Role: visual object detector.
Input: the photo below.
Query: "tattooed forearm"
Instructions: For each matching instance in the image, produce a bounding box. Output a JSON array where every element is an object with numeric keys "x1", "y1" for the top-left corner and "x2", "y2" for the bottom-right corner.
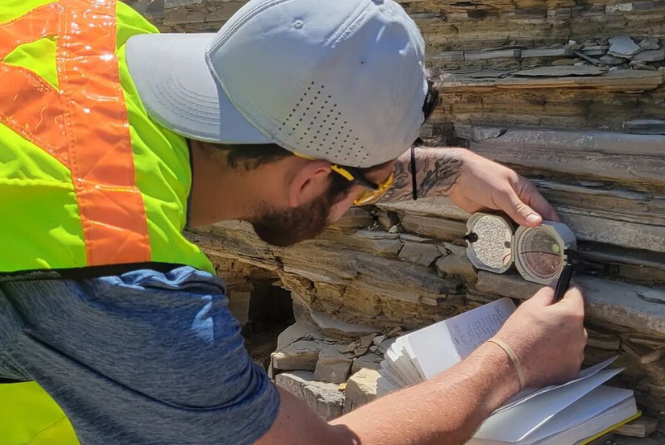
[
  {"x1": 379, "y1": 147, "x2": 466, "y2": 203},
  {"x1": 380, "y1": 155, "x2": 412, "y2": 202},
  {"x1": 417, "y1": 154, "x2": 464, "y2": 198}
]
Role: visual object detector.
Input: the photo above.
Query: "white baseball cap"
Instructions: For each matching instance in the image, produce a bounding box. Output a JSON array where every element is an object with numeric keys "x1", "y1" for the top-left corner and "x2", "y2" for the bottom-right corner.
[{"x1": 127, "y1": 0, "x2": 428, "y2": 168}]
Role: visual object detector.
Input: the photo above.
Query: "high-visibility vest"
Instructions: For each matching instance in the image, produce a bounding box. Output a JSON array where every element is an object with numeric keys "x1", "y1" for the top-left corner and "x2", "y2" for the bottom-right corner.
[
  {"x1": 0, "y1": 382, "x2": 78, "y2": 444},
  {"x1": 0, "y1": 0, "x2": 214, "y2": 275},
  {"x1": 0, "y1": 1, "x2": 215, "y2": 443}
]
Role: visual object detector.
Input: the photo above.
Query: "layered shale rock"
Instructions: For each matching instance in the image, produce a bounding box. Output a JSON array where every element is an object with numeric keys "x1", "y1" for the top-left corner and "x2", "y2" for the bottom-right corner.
[{"x1": 124, "y1": 0, "x2": 665, "y2": 442}]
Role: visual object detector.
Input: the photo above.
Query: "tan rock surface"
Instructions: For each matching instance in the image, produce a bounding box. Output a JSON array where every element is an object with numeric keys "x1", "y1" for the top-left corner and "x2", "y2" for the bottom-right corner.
[
  {"x1": 127, "y1": 0, "x2": 665, "y2": 437},
  {"x1": 275, "y1": 371, "x2": 344, "y2": 421},
  {"x1": 344, "y1": 368, "x2": 381, "y2": 413}
]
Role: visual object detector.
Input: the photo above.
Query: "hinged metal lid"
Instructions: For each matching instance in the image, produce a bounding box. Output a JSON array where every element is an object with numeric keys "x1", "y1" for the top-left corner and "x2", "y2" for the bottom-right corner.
[{"x1": 466, "y1": 213, "x2": 515, "y2": 275}]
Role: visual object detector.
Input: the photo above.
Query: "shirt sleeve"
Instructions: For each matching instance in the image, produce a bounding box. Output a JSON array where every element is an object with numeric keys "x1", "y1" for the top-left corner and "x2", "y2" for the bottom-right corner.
[{"x1": 3, "y1": 267, "x2": 280, "y2": 445}]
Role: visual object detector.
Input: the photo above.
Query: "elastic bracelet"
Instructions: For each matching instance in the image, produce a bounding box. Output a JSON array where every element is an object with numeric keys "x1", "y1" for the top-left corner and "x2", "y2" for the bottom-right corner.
[
  {"x1": 487, "y1": 338, "x2": 526, "y2": 391},
  {"x1": 410, "y1": 145, "x2": 418, "y2": 201}
]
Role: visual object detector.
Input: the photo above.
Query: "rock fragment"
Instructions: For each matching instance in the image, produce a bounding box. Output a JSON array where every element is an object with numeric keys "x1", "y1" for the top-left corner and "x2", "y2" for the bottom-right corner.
[
  {"x1": 271, "y1": 339, "x2": 326, "y2": 372},
  {"x1": 310, "y1": 311, "x2": 376, "y2": 339},
  {"x1": 276, "y1": 371, "x2": 345, "y2": 421},
  {"x1": 639, "y1": 37, "x2": 660, "y2": 50},
  {"x1": 608, "y1": 36, "x2": 642, "y2": 58},
  {"x1": 343, "y1": 368, "x2": 381, "y2": 413},
  {"x1": 314, "y1": 345, "x2": 353, "y2": 384},
  {"x1": 399, "y1": 242, "x2": 443, "y2": 267},
  {"x1": 552, "y1": 58, "x2": 580, "y2": 66},
  {"x1": 633, "y1": 48, "x2": 665, "y2": 62},
  {"x1": 600, "y1": 55, "x2": 626, "y2": 65},
  {"x1": 352, "y1": 352, "x2": 383, "y2": 374}
]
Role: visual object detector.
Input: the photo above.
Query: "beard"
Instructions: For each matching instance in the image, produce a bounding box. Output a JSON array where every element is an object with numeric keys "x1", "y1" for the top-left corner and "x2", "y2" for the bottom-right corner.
[{"x1": 250, "y1": 178, "x2": 351, "y2": 247}]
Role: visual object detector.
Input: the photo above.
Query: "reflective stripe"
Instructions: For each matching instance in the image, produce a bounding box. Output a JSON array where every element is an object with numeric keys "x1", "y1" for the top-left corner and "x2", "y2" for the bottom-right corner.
[
  {"x1": 0, "y1": 3, "x2": 68, "y2": 165},
  {"x1": 58, "y1": 0, "x2": 150, "y2": 265},
  {"x1": 0, "y1": 0, "x2": 151, "y2": 266}
]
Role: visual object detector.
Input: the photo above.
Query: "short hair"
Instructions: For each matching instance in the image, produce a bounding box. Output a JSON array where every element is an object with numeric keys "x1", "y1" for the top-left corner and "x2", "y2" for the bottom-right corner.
[{"x1": 213, "y1": 143, "x2": 292, "y2": 171}]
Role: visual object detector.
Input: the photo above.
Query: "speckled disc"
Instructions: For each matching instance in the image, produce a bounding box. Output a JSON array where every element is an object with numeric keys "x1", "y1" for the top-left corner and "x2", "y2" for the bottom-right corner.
[{"x1": 466, "y1": 214, "x2": 514, "y2": 274}]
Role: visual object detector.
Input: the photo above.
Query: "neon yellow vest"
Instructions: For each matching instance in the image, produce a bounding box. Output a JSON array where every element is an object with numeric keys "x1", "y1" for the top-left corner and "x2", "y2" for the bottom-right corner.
[
  {"x1": 0, "y1": 382, "x2": 78, "y2": 445},
  {"x1": 0, "y1": 1, "x2": 214, "y2": 443},
  {"x1": 0, "y1": 0, "x2": 214, "y2": 275}
]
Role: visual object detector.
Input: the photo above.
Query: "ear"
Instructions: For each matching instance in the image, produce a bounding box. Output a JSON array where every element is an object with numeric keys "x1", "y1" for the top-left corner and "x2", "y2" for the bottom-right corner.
[{"x1": 288, "y1": 160, "x2": 332, "y2": 208}]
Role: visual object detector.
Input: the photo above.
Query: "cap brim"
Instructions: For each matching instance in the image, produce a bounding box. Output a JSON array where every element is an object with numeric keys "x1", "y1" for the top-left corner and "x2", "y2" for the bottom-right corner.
[{"x1": 126, "y1": 33, "x2": 273, "y2": 144}]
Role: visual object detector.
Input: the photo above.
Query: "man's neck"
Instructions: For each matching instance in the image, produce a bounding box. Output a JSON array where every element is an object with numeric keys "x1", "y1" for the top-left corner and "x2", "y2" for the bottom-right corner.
[{"x1": 188, "y1": 140, "x2": 260, "y2": 227}]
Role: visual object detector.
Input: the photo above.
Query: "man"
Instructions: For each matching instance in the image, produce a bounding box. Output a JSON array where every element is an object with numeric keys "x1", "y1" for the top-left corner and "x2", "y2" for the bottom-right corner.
[{"x1": 0, "y1": 0, "x2": 586, "y2": 444}]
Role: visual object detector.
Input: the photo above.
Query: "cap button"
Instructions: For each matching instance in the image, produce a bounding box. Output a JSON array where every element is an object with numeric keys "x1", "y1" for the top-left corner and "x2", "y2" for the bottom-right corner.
[{"x1": 293, "y1": 20, "x2": 304, "y2": 29}]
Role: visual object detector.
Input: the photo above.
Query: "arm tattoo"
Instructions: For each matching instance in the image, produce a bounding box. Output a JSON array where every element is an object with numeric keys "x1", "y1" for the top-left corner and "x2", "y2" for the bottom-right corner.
[
  {"x1": 381, "y1": 157, "x2": 411, "y2": 202},
  {"x1": 380, "y1": 148, "x2": 464, "y2": 203},
  {"x1": 417, "y1": 155, "x2": 463, "y2": 197}
]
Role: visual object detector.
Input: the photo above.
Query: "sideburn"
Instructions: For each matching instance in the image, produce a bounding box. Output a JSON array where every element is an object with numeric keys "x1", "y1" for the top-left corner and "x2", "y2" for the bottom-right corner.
[{"x1": 251, "y1": 174, "x2": 353, "y2": 247}]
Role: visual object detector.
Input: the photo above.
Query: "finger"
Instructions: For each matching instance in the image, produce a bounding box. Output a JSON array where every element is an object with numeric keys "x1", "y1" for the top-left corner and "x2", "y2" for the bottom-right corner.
[
  {"x1": 559, "y1": 284, "x2": 585, "y2": 313},
  {"x1": 524, "y1": 286, "x2": 556, "y2": 307},
  {"x1": 496, "y1": 187, "x2": 542, "y2": 227},
  {"x1": 519, "y1": 180, "x2": 561, "y2": 223}
]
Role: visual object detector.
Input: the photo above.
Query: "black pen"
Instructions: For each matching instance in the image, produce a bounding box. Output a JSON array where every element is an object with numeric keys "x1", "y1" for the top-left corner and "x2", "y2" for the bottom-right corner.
[{"x1": 554, "y1": 262, "x2": 575, "y2": 302}]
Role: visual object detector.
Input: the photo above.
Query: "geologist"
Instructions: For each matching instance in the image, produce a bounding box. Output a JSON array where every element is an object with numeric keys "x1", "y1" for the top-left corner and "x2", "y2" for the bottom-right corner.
[{"x1": 0, "y1": 0, "x2": 587, "y2": 444}]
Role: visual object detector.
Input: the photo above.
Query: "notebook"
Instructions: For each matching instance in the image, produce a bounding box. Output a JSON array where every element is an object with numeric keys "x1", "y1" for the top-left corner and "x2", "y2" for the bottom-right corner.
[{"x1": 377, "y1": 298, "x2": 640, "y2": 445}]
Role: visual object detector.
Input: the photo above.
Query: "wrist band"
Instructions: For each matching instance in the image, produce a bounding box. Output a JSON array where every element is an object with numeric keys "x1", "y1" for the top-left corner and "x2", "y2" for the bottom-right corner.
[
  {"x1": 487, "y1": 338, "x2": 526, "y2": 391},
  {"x1": 410, "y1": 145, "x2": 418, "y2": 201}
]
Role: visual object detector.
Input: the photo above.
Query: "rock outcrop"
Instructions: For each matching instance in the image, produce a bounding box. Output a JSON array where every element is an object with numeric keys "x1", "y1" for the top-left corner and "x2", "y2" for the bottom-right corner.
[{"x1": 124, "y1": 0, "x2": 665, "y2": 442}]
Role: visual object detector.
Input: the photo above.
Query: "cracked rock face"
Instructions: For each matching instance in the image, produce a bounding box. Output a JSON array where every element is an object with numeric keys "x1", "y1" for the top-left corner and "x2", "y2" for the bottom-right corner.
[{"x1": 126, "y1": 1, "x2": 665, "y2": 441}]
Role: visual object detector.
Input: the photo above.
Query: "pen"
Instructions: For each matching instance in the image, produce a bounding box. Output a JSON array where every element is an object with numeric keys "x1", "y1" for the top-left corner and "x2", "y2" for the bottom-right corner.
[{"x1": 554, "y1": 262, "x2": 575, "y2": 302}]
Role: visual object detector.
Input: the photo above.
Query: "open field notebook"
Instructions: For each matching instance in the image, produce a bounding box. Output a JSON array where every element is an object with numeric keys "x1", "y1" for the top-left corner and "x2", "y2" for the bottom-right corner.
[{"x1": 377, "y1": 298, "x2": 640, "y2": 445}]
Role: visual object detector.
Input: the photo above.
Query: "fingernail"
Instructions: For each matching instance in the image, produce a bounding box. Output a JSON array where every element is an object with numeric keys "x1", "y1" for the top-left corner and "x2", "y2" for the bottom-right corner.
[{"x1": 527, "y1": 214, "x2": 540, "y2": 224}]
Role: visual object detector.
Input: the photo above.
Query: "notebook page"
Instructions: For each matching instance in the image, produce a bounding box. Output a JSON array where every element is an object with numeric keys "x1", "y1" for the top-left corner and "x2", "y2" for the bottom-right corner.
[
  {"x1": 394, "y1": 337, "x2": 424, "y2": 385},
  {"x1": 468, "y1": 396, "x2": 637, "y2": 445},
  {"x1": 386, "y1": 342, "x2": 412, "y2": 384},
  {"x1": 377, "y1": 368, "x2": 406, "y2": 396},
  {"x1": 448, "y1": 298, "x2": 516, "y2": 359},
  {"x1": 473, "y1": 368, "x2": 623, "y2": 443},
  {"x1": 406, "y1": 298, "x2": 516, "y2": 379},
  {"x1": 497, "y1": 356, "x2": 619, "y2": 413},
  {"x1": 521, "y1": 386, "x2": 633, "y2": 444},
  {"x1": 536, "y1": 398, "x2": 638, "y2": 445},
  {"x1": 403, "y1": 339, "x2": 426, "y2": 381}
]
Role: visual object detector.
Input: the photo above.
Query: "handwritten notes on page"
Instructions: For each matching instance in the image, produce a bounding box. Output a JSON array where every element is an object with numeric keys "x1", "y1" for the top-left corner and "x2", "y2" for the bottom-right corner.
[{"x1": 404, "y1": 298, "x2": 516, "y2": 379}]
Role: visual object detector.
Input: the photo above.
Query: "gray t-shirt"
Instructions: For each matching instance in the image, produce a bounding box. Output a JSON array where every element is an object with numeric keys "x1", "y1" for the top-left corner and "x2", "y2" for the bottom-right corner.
[{"x1": 0, "y1": 266, "x2": 279, "y2": 444}]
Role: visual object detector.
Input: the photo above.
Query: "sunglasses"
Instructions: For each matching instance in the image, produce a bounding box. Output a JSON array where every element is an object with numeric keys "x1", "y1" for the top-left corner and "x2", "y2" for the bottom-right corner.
[
  {"x1": 331, "y1": 164, "x2": 395, "y2": 206},
  {"x1": 294, "y1": 153, "x2": 394, "y2": 206}
]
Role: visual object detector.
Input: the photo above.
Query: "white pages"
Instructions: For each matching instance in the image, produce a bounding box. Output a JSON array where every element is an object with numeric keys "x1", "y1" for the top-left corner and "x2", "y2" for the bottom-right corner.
[{"x1": 377, "y1": 299, "x2": 638, "y2": 445}]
